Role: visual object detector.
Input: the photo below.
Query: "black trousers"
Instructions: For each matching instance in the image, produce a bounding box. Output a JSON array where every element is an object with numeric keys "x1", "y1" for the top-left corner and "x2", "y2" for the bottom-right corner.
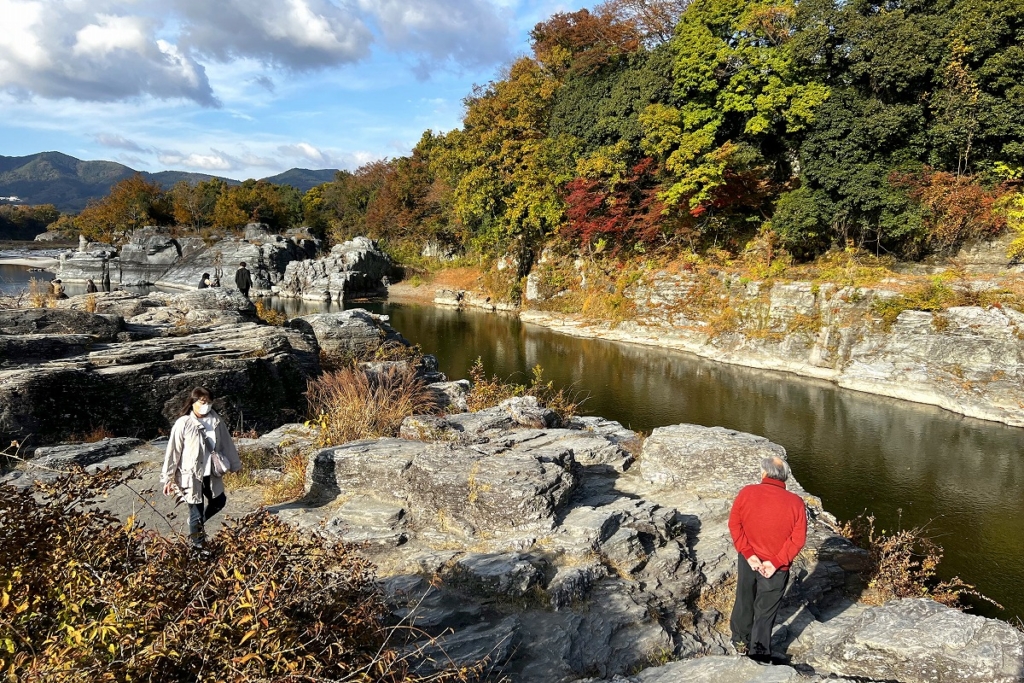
[
  {"x1": 187, "y1": 476, "x2": 226, "y2": 547},
  {"x1": 730, "y1": 553, "x2": 789, "y2": 656}
]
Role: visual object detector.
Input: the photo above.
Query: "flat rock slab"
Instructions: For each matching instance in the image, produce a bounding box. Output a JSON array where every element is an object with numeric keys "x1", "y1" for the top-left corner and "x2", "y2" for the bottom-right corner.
[
  {"x1": 0, "y1": 308, "x2": 122, "y2": 339},
  {"x1": 789, "y1": 598, "x2": 1024, "y2": 682},
  {"x1": 592, "y1": 655, "x2": 856, "y2": 682},
  {"x1": 640, "y1": 424, "x2": 787, "y2": 498},
  {"x1": 33, "y1": 437, "x2": 145, "y2": 467}
]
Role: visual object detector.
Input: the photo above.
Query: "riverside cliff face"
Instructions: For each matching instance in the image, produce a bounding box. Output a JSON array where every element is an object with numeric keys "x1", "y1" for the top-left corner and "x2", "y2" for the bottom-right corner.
[{"x1": 506, "y1": 275, "x2": 1024, "y2": 428}]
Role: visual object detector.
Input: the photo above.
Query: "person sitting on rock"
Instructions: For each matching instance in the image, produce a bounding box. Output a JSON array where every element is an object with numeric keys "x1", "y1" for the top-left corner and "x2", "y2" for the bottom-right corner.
[
  {"x1": 50, "y1": 278, "x2": 68, "y2": 299},
  {"x1": 234, "y1": 261, "x2": 253, "y2": 299},
  {"x1": 728, "y1": 455, "x2": 807, "y2": 664},
  {"x1": 161, "y1": 387, "x2": 241, "y2": 552},
  {"x1": 197, "y1": 272, "x2": 212, "y2": 289},
  {"x1": 85, "y1": 279, "x2": 98, "y2": 293}
]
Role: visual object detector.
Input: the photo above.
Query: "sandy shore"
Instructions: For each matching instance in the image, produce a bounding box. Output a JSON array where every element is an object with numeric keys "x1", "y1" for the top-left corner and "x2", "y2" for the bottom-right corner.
[
  {"x1": 0, "y1": 256, "x2": 59, "y2": 268},
  {"x1": 387, "y1": 281, "x2": 441, "y2": 304}
]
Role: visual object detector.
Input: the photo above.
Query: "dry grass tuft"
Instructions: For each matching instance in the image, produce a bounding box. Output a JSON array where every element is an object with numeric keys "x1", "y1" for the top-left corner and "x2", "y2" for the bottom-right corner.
[
  {"x1": 839, "y1": 511, "x2": 1001, "y2": 610},
  {"x1": 465, "y1": 358, "x2": 583, "y2": 420},
  {"x1": 254, "y1": 299, "x2": 287, "y2": 326},
  {"x1": 307, "y1": 364, "x2": 439, "y2": 447}
]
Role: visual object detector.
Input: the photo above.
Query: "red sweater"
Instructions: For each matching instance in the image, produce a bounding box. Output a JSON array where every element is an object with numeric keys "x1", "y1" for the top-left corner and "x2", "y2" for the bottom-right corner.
[{"x1": 728, "y1": 478, "x2": 807, "y2": 571}]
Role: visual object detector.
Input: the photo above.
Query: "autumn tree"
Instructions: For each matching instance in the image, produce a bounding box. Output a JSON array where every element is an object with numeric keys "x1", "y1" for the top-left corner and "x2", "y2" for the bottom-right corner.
[
  {"x1": 640, "y1": 0, "x2": 829, "y2": 245},
  {"x1": 212, "y1": 180, "x2": 301, "y2": 233},
  {"x1": 76, "y1": 175, "x2": 170, "y2": 244},
  {"x1": 169, "y1": 179, "x2": 225, "y2": 232}
]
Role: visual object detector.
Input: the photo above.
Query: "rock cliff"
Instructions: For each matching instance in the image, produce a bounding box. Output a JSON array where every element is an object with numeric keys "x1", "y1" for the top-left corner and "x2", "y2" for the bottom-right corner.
[
  {"x1": 519, "y1": 276, "x2": 1024, "y2": 428},
  {"x1": 57, "y1": 224, "x2": 320, "y2": 293}
]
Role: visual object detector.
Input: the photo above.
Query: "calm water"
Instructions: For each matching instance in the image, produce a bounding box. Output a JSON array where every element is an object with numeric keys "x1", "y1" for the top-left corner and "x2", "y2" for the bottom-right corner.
[
  {"x1": 368, "y1": 300, "x2": 1024, "y2": 622},
  {"x1": 4, "y1": 264, "x2": 1022, "y2": 620}
]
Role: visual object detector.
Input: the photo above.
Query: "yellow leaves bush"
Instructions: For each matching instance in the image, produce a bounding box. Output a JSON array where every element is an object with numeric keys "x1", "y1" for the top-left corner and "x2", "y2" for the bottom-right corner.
[{"x1": 0, "y1": 467, "x2": 478, "y2": 682}]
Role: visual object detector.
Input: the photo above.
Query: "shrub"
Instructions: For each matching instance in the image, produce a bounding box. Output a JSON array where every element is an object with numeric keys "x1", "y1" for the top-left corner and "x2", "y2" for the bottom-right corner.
[
  {"x1": 838, "y1": 511, "x2": 999, "y2": 610},
  {"x1": 465, "y1": 359, "x2": 582, "y2": 420},
  {"x1": 0, "y1": 467, "x2": 481, "y2": 682},
  {"x1": 254, "y1": 299, "x2": 287, "y2": 326},
  {"x1": 307, "y1": 364, "x2": 438, "y2": 447}
]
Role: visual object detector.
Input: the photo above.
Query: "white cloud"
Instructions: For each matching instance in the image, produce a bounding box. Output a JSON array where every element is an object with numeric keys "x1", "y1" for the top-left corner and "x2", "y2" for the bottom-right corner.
[
  {"x1": 360, "y1": 0, "x2": 512, "y2": 77},
  {"x1": 174, "y1": 0, "x2": 373, "y2": 71},
  {"x1": 95, "y1": 133, "x2": 148, "y2": 152},
  {"x1": 0, "y1": 0, "x2": 216, "y2": 105},
  {"x1": 73, "y1": 14, "x2": 148, "y2": 57},
  {"x1": 158, "y1": 150, "x2": 235, "y2": 171}
]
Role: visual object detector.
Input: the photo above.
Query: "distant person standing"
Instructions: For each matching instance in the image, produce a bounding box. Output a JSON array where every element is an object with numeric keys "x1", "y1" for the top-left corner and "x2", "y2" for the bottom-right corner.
[
  {"x1": 234, "y1": 261, "x2": 253, "y2": 299},
  {"x1": 197, "y1": 272, "x2": 212, "y2": 289},
  {"x1": 728, "y1": 456, "x2": 807, "y2": 664},
  {"x1": 85, "y1": 279, "x2": 98, "y2": 293}
]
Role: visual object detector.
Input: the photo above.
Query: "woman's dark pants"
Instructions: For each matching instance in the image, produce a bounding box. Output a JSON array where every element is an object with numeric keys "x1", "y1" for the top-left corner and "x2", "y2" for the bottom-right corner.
[
  {"x1": 188, "y1": 476, "x2": 226, "y2": 548},
  {"x1": 730, "y1": 553, "x2": 790, "y2": 657}
]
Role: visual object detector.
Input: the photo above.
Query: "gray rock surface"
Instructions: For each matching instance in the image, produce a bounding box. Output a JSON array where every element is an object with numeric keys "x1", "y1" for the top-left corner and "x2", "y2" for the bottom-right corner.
[
  {"x1": 289, "y1": 308, "x2": 407, "y2": 360},
  {"x1": 588, "y1": 655, "x2": 856, "y2": 682},
  {"x1": 32, "y1": 437, "x2": 145, "y2": 468},
  {"x1": 0, "y1": 308, "x2": 122, "y2": 339},
  {"x1": 277, "y1": 237, "x2": 392, "y2": 301},
  {"x1": 277, "y1": 410, "x2": 882, "y2": 682},
  {"x1": 57, "y1": 225, "x2": 319, "y2": 293},
  {"x1": 0, "y1": 293, "x2": 319, "y2": 448},
  {"x1": 789, "y1": 598, "x2": 1024, "y2": 682}
]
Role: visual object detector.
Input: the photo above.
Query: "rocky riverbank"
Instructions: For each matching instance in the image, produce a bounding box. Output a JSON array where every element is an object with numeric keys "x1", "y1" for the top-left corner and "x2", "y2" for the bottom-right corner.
[
  {"x1": 4, "y1": 286, "x2": 1024, "y2": 682},
  {"x1": 423, "y1": 270, "x2": 1024, "y2": 428}
]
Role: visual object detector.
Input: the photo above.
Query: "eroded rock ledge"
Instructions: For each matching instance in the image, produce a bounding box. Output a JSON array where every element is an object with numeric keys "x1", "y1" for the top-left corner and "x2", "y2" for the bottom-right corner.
[
  {"x1": 266, "y1": 399, "x2": 1020, "y2": 683},
  {"x1": 511, "y1": 278, "x2": 1024, "y2": 428}
]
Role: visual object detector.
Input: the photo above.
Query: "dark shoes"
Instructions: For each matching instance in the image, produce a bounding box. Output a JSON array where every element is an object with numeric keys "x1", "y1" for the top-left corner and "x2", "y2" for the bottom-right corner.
[{"x1": 748, "y1": 652, "x2": 790, "y2": 666}]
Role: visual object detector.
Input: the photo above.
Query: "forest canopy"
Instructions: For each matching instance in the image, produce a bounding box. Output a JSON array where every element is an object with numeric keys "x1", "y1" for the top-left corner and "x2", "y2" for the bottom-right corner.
[{"x1": 40, "y1": 0, "x2": 1024, "y2": 262}]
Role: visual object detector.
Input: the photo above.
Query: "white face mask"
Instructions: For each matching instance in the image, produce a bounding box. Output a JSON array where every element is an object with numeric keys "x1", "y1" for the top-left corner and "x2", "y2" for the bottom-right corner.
[{"x1": 194, "y1": 402, "x2": 212, "y2": 416}]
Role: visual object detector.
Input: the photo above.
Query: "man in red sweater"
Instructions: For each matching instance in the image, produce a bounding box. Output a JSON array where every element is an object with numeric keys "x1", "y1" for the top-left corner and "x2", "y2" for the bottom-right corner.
[{"x1": 728, "y1": 455, "x2": 807, "y2": 663}]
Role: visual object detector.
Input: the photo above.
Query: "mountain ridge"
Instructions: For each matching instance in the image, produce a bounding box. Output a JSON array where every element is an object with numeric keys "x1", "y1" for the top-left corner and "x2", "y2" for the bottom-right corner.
[{"x1": 0, "y1": 152, "x2": 339, "y2": 212}]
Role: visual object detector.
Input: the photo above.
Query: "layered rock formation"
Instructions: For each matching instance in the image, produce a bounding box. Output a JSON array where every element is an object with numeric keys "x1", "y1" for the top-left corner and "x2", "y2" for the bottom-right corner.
[
  {"x1": 57, "y1": 224, "x2": 320, "y2": 293},
  {"x1": 4, "y1": 311, "x2": 1022, "y2": 681},
  {"x1": 0, "y1": 289, "x2": 319, "y2": 448},
  {"x1": 273, "y1": 400, "x2": 875, "y2": 681},
  {"x1": 521, "y1": 277, "x2": 1024, "y2": 428},
  {"x1": 275, "y1": 236, "x2": 393, "y2": 302}
]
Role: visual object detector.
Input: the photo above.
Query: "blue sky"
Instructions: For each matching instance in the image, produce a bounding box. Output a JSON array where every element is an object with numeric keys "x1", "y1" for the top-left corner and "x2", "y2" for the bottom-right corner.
[{"x1": 0, "y1": 0, "x2": 589, "y2": 180}]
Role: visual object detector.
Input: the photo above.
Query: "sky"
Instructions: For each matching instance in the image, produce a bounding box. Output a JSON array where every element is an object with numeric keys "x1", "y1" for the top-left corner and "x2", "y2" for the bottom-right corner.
[{"x1": 0, "y1": 0, "x2": 590, "y2": 180}]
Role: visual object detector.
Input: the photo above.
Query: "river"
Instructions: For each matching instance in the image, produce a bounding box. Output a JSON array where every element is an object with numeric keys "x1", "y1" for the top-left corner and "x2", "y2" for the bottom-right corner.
[{"x1": 3, "y1": 265, "x2": 1023, "y2": 621}]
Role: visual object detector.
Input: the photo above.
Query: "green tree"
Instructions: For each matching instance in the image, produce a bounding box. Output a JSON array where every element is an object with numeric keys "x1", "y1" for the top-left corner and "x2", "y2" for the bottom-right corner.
[
  {"x1": 169, "y1": 179, "x2": 225, "y2": 232},
  {"x1": 639, "y1": 0, "x2": 829, "y2": 243}
]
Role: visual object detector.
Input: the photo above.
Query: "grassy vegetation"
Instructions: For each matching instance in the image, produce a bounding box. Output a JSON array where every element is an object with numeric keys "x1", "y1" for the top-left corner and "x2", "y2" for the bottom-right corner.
[
  {"x1": 0, "y1": 465, "x2": 484, "y2": 682},
  {"x1": 306, "y1": 364, "x2": 439, "y2": 448},
  {"x1": 465, "y1": 358, "x2": 582, "y2": 420}
]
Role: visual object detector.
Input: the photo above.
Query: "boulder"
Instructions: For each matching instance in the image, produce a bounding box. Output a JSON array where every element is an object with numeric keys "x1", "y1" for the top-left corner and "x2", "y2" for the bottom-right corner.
[
  {"x1": 640, "y1": 424, "x2": 787, "y2": 497},
  {"x1": 31, "y1": 437, "x2": 145, "y2": 468},
  {"x1": 0, "y1": 308, "x2": 122, "y2": 339},
  {"x1": 788, "y1": 598, "x2": 1024, "y2": 683},
  {"x1": 277, "y1": 237, "x2": 392, "y2": 301},
  {"x1": 593, "y1": 655, "x2": 856, "y2": 682},
  {"x1": 56, "y1": 225, "x2": 319, "y2": 292},
  {"x1": 289, "y1": 308, "x2": 407, "y2": 360},
  {"x1": 0, "y1": 322, "x2": 320, "y2": 448}
]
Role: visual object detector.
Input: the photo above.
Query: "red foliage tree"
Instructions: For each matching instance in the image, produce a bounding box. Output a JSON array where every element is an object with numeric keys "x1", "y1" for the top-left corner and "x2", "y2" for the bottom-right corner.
[{"x1": 563, "y1": 157, "x2": 667, "y2": 248}]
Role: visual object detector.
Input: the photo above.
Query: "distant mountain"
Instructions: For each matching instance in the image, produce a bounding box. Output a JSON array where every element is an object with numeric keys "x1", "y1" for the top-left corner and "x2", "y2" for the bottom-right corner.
[
  {"x1": 0, "y1": 152, "x2": 340, "y2": 213},
  {"x1": 262, "y1": 168, "x2": 339, "y2": 190}
]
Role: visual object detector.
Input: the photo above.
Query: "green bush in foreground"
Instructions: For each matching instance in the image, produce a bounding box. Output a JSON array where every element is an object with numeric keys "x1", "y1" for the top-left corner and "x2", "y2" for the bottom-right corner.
[{"x1": 0, "y1": 467, "x2": 479, "y2": 682}]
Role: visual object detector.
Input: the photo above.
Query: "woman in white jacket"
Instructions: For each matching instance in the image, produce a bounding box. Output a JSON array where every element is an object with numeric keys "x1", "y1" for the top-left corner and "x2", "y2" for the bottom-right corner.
[{"x1": 161, "y1": 387, "x2": 242, "y2": 549}]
